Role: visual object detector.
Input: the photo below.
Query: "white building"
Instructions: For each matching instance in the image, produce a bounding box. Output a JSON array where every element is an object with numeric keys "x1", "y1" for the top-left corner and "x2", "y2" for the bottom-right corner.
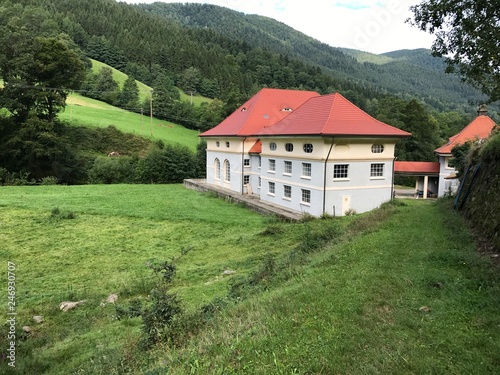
[
  {"x1": 434, "y1": 106, "x2": 496, "y2": 197},
  {"x1": 200, "y1": 88, "x2": 411, "y2": 217}
]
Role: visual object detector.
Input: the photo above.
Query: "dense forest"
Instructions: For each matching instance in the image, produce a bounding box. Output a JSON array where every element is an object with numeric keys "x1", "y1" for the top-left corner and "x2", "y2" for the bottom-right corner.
[{"x1": 0, "y1": 0, "x2": 497, "y2": 184}]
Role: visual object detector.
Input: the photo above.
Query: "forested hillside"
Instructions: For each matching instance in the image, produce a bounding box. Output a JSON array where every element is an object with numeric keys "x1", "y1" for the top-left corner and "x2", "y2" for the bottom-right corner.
[
  {"x1": 138, "y1": 2, "x2": 489, "y2": 113},
  {"x1": 1, "y1": 0, "x2": 497, "y2": 184}
]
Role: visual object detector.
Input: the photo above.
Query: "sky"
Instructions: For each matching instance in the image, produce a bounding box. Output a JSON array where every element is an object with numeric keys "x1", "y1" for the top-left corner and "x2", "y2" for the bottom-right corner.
[{"x1": 122, "y1": 0, "x2": 435, "y2": 54}]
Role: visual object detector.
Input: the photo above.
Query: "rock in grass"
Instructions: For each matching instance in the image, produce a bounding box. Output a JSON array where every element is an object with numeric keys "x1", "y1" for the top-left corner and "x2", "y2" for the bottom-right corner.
[
  {"x1": 33, "y1": 315, "x2": 44, "y2": 323},
  {"x1": 419, "y1": 305, "x2": 431, "y2": 313},
  {"x1": 222, "y1": 269, "x2": 236, "y2": 275},
  {"x1": 23, "y1": 326, "x2": 32, "y2": 333},
  {"x1": 106, "y1": 293, "x2": 119, "y2": 304},
  {"x1": 59, "y1": 300, "x2": 85, "y2": 312}
]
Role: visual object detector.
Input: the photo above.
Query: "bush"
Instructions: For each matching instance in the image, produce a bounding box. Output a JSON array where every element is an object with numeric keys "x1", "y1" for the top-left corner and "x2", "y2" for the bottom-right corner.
[
  {"x1": 88, "y1": 156, "x2": 138, "y2": 184},
  {"x1": 40, "y1": 176, "x2": 59, "y2": 185},
  {"x1": 136, "y1": 144, "x2": 196, "y2": 184}
]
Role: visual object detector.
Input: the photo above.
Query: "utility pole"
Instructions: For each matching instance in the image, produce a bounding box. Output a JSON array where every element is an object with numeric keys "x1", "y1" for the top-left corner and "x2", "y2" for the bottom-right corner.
[
  {"x1": 141, "y1": 108, "x2": 144, "y2": 135},
  {"x1": 149, "y1": 89, "x2": 153, "y2": 138}
]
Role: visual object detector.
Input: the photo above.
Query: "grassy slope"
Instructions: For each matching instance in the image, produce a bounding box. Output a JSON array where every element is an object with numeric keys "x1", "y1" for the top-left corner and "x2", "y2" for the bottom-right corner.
[
  {"x1": 90, "y1": 59, "x2": 212, "y2": 106},
  {"x1": 61, "y1": 93, "x2": 199, "y2": 151},
  {"x1": 1, "y1": 186, "x2": 499, "y2": 374},
  {"x1": 160, "y1": 200, "x2": 500, "y2": 374}
]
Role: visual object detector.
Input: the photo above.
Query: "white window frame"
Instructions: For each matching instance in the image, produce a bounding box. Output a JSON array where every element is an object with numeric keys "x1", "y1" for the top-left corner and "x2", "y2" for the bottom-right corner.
[
  {"x1": 268, "y1": 181, "x2": 275, "y2": 196},
  {"x1": 214, "y1": 158, "x2": 221, "y2": 180},
  {"x1": 283, "y1": 185, "x2": 292, "y2": 200},
  {"x1": 224, "y1": 160, "x2": 230, "y2": 182},
  {"x1": 244, "y1": 159, "x2": 250, "y2": 167},
  {"x1": 268, "y1": 159, "x2": 276, "y2": 173},
  {"x1": 284, "y1": 161, "x2": 292, "y2": 175},
  {"x1": 333, "y1": 164, "x2": 349, "y2": 180},
  {"x1": 302, "y1": 162, "x2": 312, "y2": 179},
  {"x1": 370, "y1": 163, "x2": 384, "y2": 178},
  {"x1": 301, "y1": 189, "x2": 311, "y2": 205}
]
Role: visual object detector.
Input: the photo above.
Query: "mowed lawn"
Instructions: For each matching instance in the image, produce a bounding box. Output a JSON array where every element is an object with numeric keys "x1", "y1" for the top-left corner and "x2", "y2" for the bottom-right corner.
[{"x1": 0, "y1": 184, "x2": 302, "y2": 373}]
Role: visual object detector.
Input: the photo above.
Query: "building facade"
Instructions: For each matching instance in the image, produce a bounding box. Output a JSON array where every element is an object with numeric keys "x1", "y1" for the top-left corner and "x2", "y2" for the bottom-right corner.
[
  {"x1": 434, "y1": 106, "x2": 496, "y2": 197},
  {"x1": 200, "y1": 88, "x2": 411, "y2": 217}
]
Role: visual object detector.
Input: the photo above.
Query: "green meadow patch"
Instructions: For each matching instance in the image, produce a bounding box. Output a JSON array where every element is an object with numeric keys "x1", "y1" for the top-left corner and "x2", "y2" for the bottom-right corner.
[{"x1": 61, "y1": 93, "x2": 199, "y2": 151}]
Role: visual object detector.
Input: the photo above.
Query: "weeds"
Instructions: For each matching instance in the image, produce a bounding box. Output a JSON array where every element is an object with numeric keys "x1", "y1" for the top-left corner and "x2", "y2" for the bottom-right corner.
[{"x1": 49, "y1": 207, "x2": 76, "y2": 220}]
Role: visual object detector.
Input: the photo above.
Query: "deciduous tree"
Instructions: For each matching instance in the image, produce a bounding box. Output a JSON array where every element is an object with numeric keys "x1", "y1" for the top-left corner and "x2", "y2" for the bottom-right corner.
[{"x1": 410, "y1": 0, "x2": 500, "y2": 102}]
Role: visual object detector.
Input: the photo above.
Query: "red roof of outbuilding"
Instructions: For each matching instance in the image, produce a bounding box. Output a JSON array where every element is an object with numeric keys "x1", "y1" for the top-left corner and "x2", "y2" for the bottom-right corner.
[
  {"x1": 394, "y1": 161, "x2": 440, "y2": 174},
  {"x1": 200, "y1": 88, "x2": 318, "y2": 137},
  {"x1": 256, "y1": 93, "x2": 411, "y2": 138},
  {"x1": 435, "y1": 115, "x2": 496, "y2": 155}
]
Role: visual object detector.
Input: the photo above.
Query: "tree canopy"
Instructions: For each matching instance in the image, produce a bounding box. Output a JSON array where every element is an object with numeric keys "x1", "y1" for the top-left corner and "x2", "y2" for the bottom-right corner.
[{"x1": 410, "y1": 0, "x2": 500, "y2": 103}]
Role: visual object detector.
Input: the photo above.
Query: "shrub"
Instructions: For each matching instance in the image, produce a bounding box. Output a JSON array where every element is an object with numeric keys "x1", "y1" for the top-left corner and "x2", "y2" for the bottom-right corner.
[
  {"x1": 40, "y1": 176, "x2": 58, "y2": 185},
  {"x1": 136, "y1": 144, "x2": 196, "y2": 184},
  {"x1": 87, "y1": 156, "x2": 138, "y2": 184}
]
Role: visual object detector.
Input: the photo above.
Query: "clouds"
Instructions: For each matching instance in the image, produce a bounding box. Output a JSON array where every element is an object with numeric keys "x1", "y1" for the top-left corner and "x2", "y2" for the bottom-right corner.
[{"x1": 122, "y1": 0, "x2": 434, "y2": 54}]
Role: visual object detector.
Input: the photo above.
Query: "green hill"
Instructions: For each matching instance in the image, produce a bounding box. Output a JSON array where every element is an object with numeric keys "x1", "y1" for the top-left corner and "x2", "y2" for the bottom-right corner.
[{"x1": 61, "y1": 93, "x2": 199, "y2": 151}]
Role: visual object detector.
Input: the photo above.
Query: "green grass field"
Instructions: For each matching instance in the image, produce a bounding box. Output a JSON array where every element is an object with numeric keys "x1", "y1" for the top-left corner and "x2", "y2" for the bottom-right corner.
[
  {"x1": 61, "y1": 93, "x2": 200, "y2": 151},
  {"x1": 1, "y1": 186, "x2": 499, "y2": 374}
]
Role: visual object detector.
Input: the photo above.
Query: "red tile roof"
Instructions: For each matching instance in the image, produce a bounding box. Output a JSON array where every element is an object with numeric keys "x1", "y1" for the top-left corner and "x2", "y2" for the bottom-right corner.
[
  {"x1": 394, "y1": 161, "x2": 440, "y2": 174},
  {"x1": 435, "y1": 115, "x2": 496, "y2": 155},
  {"x1": 200, "y1": 88, "x2": 318, "y2": 137},
  {"x1": 256, "y1": 93, "x2": 411, "y2": 138},
  {"x1": 248, "y1": 140, "x2": 262, "y2": 154}
]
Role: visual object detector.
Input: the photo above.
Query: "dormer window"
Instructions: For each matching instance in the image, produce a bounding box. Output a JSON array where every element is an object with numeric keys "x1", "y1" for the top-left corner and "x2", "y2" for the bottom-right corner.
[
  {"x1": 281, "y1": 107, "x2": 293, "y2": 112},
  {"x1": 241, "y1": 107, "x2": 247, "y2": 112}
]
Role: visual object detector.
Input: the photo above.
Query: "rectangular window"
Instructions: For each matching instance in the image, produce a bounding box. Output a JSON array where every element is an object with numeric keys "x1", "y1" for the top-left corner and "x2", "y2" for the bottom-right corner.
[
  {"x1": 284, "y1": 161, "x2": 292, "y2": 175},
  {"x1": 301, "y1": 189, "x2": 311, "y2": 204},
  {"x1": 244, "y1": 159, "x2": 250, "y2": 167},
  {"x1": 258, "y1": 177, "x2": 261, "y2": 188},
  {"x1": 269, "y1": 159, "x2": 275, "y2": 172},
  {"x1": 283, "y1": 185, "x2": 292, "y2": 199},
  {"x1": 302, "y1": 162, "x2": 311, "y2": 177},
  {"x1": 258, "y1": 156, "x2": 262, "y2": 168},
  {"x1": 243, "y1": 175, "x2": 250, "y2": 184},
  {"x1": 268, "y1": 181, "x2": 275, "y2": 195},
  {"x1": 370, "y1": 163, "x2": 384, "y2": 177},
  {"x1": 333, "y1": 164, "x2": 349, "y2": 179}
]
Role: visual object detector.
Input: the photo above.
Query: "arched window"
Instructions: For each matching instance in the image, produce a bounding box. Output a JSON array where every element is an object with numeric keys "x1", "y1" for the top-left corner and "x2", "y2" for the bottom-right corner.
[
  {"x1": 214, "y1": 158, "x2": 220, "y2": 179},
  {"x1": 224, "y1": 160, "x2": 231, "y2": 182}
]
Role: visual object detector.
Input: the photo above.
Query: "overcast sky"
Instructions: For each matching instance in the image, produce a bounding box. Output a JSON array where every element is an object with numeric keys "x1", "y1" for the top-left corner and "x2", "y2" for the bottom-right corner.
[{"x1": 121, "y1": 0, "x2": 435, "y2": 54}]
